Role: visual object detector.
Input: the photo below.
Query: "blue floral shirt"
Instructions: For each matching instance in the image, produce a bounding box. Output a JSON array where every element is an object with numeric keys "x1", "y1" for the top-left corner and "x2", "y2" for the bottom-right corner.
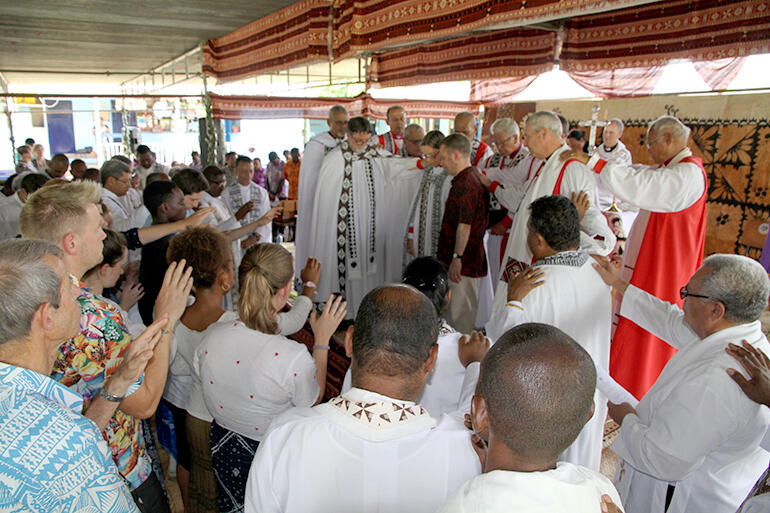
[{"x1": 0, "y1": 362, "x2": 139, "y2": 512}]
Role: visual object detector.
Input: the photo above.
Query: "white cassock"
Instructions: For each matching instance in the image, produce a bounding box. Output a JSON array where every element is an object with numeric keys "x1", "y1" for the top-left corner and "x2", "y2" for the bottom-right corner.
[
  {"x1": 490, "y1": 146, "x2": 616, "y2": 320},
  {"x1": 222, "y1": 182, "x2": 272, "y2": 245},
  {"x1": 593, "y1": 139, "x2": 637, "y2": 225},
  {"x1": 0, "y1": 192, "x2": 23, "y2": 241},
  {"x1": 586, "y1": 147, "x2": 706, "y2": 331},
  {"x1": 296, "y1": 131, "x2": 345, "y2": 280},
  {"x1": 310, "y1": 142, "x2": 418, "y2": 316},
  {"x1": 611, "y1": 285, "x2": 770, "y2": 513},
  {"x1": 342, "y1": 320, "x2": 479, "y2": 419},
  {"x1": 486, "y1": 251, "x2": 611, "y2": 471},
  {"x1": 403, "y1": 165, "x2": 453, "y2": 267},
  {"x1": 244, "y1": 387, "x2": 481, "y2": 513},
  {"x1": 437, "y1": 462, "x2": 623, "y2": 513},
  {"x1": 101, "y1": 187, "x2": 147, "y2": 232}
]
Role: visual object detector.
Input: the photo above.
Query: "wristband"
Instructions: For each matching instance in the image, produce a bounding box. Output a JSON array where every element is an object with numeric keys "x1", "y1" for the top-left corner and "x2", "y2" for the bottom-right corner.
[
  {"x1": 100, "y1": 386, "x2": 125, "y2": 403},
  {"x1": 313, "y1": 345, "x2": 330, "y2": 351},
  {"x1": 304, "y1": 281, "x2": 317, "y2": 289},
  {"x1": 453, "y1": 253, "x2": 463, "y2": 259}
]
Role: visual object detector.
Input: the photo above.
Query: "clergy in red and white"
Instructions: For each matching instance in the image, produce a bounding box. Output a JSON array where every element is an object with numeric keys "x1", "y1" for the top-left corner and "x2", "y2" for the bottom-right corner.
[
  {"x1": 573, "y1": 115, "x2": 708, "y2": 400},
  {"x1": 295, "y1": 105, "x2": 349, "y2": 281},
  {"x1": 488, "y1": 111, "x2": 615, "y2": 322},
  {"x1": 372, "y1": 105, "x2": 407, "y2": 155},
  {"x1": 454, "y1": 111, "x2": 494, "y2": 167}
]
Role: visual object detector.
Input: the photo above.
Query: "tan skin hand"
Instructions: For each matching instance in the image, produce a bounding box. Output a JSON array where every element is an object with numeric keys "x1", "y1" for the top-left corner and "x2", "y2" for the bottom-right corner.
[
  {"x1": 309, "y1": 295, "x2": 347, "y2": 343},
  {"x1": 458, "y1": 331, "x2": 491, "y2": 367},
  {"x1": 406, "y1": 239, "x2": 416, "y2": 257},
  {"x1": 235, "y1": 200, "x2": 254, "y2": 221},
  {"x1": 120, "y1": 281, "x2": 145, "y2": 311},
  {"x1": 154, "y1": 260, "x2": 194, "y2": 324},
  {"x1": 571, "y1": 190, "x2": 590, "y2": 221},
  {"x1": 607, "y1": 401, "x2": 637, "y2": 426},
  {"x1": 726, "y1": 340, "x2": 770, "y2": 407},
  {"x1": 601, "y1": 494, "x2": 623, "y2": 513},
  {"x1": 489, "y1": 222, "x2": 508, "y2": 236},
  {"x1": 560, "y1": 149, "x2": 591, "y2": 165},
  {"x1": 301, "y1": 257, "x2": 321, "y2": 285},
  {"x1": 591, "y1": 254, "x2": 629, "y2": 294},
  {"x1": 506, "y1": 266, "x2": 545, "y2": 302},
  {"x1": 185, "y1": 206, "x2": 216, "y2": 227},
  {"x1": 108, "y1": 315, "x2": 168, "y2": 393}
]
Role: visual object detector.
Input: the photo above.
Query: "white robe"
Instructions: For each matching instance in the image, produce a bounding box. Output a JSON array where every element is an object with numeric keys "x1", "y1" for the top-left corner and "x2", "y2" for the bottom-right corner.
[
  {"x1": 342, "y1": 321, "x2": 479, "y2": 419},
  {"x1": 244, "y1": 387, "x2": 481, "y2": 513},
  {"x1": 222, "y1": 182, "x2": 272, "y2": 245},
  {"x1": 611, "y1": 285, "x2": 770, "y2": 513},
  {"x1": 296, "y1": 132, "x2": 345, "y2": 280},
  {"x1": 485, "y1": 251, "x2": 612, "y2": 471},
  {"x1": 491, "y1": 145, "x2": 616, "y2": 320},
  {"x1": 404, "y1": 165, "x2": 453, "y2": 265},
  {"x1": 0, "y1": 192, "x2": 23, "y2": 241},
  {"x1": 101, "y1": 187, "x2": 146, "y2": 232},
  {"x1": 310, "y1": 144, "x2": 418, "y2": 316},
  {"x1": 586, "y1": 148, "x2": 706, "y2": 336},
  {"x1": 437, "y1": 463, "x2": 623, "y2": 513}
]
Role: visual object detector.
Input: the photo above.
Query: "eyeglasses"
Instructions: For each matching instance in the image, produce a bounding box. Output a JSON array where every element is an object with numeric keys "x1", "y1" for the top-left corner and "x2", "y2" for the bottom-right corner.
[{"x1": 680, "y1": 285, "x2": 722, "y2": 304}]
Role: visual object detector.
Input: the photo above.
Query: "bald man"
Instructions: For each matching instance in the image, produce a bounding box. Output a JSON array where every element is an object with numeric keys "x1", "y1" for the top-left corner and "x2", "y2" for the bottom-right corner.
[
  {"x1": 564, "y1": 115, "x2": 707, "y2": 399},
  {"x1": 375, "y1": 105, "x2": 407, "y2": 154},
  {"x1": 438, "y1": 323, "x2": 622, "y2": 512},
  {"x1": 244, "y1": 285, "x2": 481, "y2": 513},
  {"x1": 453, "y1": 111, "x2": 494, "y2": 168}
]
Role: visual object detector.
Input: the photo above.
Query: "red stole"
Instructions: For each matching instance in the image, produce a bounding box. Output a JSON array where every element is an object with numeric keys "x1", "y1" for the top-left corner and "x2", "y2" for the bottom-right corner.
[
  {"x1": 610, "y1": 156, "x2": 708, "y2": 399},
  {"x1": 472, "y1": 141, "x2": 490, "y2": 167}
]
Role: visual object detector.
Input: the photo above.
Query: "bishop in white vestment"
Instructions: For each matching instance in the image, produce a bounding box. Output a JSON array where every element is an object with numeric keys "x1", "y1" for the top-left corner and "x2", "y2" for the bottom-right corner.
[
  {"x1": 222, "y1": 157, "x2": 272, "y2": 246},
  {"x1": 295, "y1": 106, "x2": 348, "y2": 280},
  {"x1": 309, "y1": 117, "x2": 418, "y2": 316}
]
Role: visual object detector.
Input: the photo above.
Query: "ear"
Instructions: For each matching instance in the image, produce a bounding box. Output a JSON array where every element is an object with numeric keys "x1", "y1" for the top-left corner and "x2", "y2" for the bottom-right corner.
[
  {"x1": 37, "y1": 302, "x2": 56, "y2": 332},
  {"x1": 344, "y1": 325, "x2": 354, "y2": 358},
  {"x1": 470, "y1": 395, "x2": 489, "y2": 436},
  {"x1": 98, "y1": 263, "x2": 111, "y2": 278},
  {"x1": 61, "y1": 232, "x2": 78, "y2": 257},
  {"x1": 709, "y1": 300, "x2": 726, "y2": 323},
  {"x1": 18, "y1": 189, "x2": 28, "y2": 203},
  {"x1": 424, "y1": 343, "x2": 439, "y2": 374},
  {"x1": 586, "y1": 399, "x2": 595, "y2": 423}
]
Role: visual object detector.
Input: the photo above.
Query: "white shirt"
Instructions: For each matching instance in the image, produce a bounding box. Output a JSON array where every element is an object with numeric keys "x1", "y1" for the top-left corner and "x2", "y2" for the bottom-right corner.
[
  {"x1": 611, "y1": 285, "x2": 770, "y2": 513},
  {"x1": 437, "y1": 463, "x2": 623, "y2": 513},
  {"x1": 0, "y1": 192, "x2": 23, "y2": 241},
  {"x1": 244, "y1": 387, "x2": 481, "y2": 513},
  {"x1": 342, "y1": 321, "x2": 479, "y2": 419},
  {"x1": 102, "y1": 187, "x2": 146, "y2": 232},
  {"x1": 197, "y1": 319, "x2": 319, "y2": 441},
  {"x1": 222, "y1": 181, "x2": 272, "y2": 245},
  {"x1": 134, "y1": 162, "x2": 170, "y2": 189},
  {"x1": 485, "y1": 251, "x2": 612, "y2": 471}
]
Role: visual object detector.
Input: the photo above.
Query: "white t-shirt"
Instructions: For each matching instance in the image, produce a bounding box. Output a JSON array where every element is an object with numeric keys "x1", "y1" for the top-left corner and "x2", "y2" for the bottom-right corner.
[
  {"x1": 198, "y1": 319, "x2": 319, "y2": 441},
  {"x1": 437, "y1": 463, "x2": 623, "y2": 513}
]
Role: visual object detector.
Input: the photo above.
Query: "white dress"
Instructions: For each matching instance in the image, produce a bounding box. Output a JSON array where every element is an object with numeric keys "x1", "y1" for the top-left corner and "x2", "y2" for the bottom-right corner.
[
  {"x1": 611, "y1": 285, "x2": 770, "y2": 513},
  {"x1": 244, "y1": 387, "x2": 481, "y2": 513}
]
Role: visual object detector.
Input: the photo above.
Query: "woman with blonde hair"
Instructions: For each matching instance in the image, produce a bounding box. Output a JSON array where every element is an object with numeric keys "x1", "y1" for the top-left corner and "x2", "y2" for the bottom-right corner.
[{"x1": 197, "y1": 242, "x2": 345, "y2": 512}]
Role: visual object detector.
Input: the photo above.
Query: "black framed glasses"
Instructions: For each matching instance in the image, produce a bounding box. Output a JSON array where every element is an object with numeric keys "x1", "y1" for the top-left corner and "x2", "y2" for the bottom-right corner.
[{"x1": 680, "y1": 285, "x2": 722, "y2": 303}]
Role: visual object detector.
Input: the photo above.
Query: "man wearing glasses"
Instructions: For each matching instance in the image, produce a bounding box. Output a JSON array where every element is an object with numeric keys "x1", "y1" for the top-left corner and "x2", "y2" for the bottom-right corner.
[
  {"x1": 563, "y1": 115, "x2": 707, "y2": 400},
  {"x1": 593, "y1": 253, "x2": 770, "y2": 513}
]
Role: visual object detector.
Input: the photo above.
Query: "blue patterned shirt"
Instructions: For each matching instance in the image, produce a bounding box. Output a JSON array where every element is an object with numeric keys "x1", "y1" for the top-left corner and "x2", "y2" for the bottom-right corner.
[{"x1": 0, "y1": 362, "x2": 139, "y2": 512}]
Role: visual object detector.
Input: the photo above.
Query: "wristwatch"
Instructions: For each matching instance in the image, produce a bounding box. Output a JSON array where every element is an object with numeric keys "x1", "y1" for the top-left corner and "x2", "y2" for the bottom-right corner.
[{"x1": 452, "y1": 252, "x2": 463, "y2": 259}]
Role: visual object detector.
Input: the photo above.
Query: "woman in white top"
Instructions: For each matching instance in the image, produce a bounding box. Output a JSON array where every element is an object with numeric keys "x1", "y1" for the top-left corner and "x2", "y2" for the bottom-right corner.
[{"x1": 198, "y1": 242, "x2": 346, "y2": 513}]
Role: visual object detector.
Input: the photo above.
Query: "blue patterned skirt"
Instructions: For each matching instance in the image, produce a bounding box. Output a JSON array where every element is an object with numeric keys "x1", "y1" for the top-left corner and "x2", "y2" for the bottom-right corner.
[{"x1": 210, "y1": 420, "x2": 260, "y2": 513}]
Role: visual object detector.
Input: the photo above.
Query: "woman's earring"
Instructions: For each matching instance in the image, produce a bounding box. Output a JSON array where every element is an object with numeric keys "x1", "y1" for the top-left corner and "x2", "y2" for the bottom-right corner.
[{"x1": 222, "y1": 283, "x2": 231, "y2": 292}]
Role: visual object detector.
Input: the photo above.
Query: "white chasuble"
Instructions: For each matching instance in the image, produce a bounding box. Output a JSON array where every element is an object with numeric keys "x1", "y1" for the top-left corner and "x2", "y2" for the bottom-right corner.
[{"x1": 404, "y1": 165, "x2": 453, "y2": 266}]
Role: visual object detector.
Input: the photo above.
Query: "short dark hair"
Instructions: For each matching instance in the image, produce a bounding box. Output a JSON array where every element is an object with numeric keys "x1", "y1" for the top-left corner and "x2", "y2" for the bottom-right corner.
[
  {"x1": 20, "y1": 173, "x2": 48, "y2": 194},
  {"x1": 402, "y1": 257, "x2": 449, "y2": 316},
  {"x1": 70, "y1": 158, "x2": 86, "y2": 168},
  {"x1": 290, "y1": 147, "x2": 299, "y2": 154},
  {"x1": 145, "y1": 172, "x2": 169, "y2": 186},
  {"x1": 225, "y1": 151, "x2": 236, "y2": 158},
  {"x1": 167, "y1": 225, "x2": 232, "y2": 290},
  {"x1": 172, "y1": 168, "x2": 209, "y2": 195},
  {"x1": 480, "y1": 323, "x2": 596, "y2": 460},
  {"x1": 567, "y1": 129, "x2": 586, "y2": 141},
  {"x1": 268, "y1": 151, "x2": 278, "y2": 161},
  {"x1": 202, "y1": 165, "x2": 224, "y2": 182},
  {"x1": 143, "y1": 181, "x2": 178, "y2": 218},
  {"x1": 528, "y1": 195, "x2": 580, "y2": 251},
  {"x1": 24, "y1": 138, "x2": 35, "y2": 146},
  {"x1": 51, "y1": 154, "x2": 69, "y2": 170},
  {"x1": 136, "y1": 144, "x2": 151, "y2": 155},
  {"x1": 235, "y1": 155, "x2": 252, "y2": 168},
  {"x1": 100, "y1": 159, "x2": 130, "y2": 185},
  {"x1": 111, "y1": 154, "x2": 131, "y2": 165},
  {"x1": 352, "y1": 285, "x2": 439, "y2": 377},
  {"x1": 440, "y1": 133, "x2": 471, "y2": 156},
  {"x1": 81, "y1": 168, "x2": 100, "y2": 182},
  {"x1": 347, "y1": 116, "x2": 371, "y2": 134}
]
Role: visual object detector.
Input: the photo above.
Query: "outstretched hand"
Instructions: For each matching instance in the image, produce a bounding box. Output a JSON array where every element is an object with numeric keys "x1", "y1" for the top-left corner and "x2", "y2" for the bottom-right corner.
[
  {"x1": 506, "y1": 266, "x2": 545, "y2": 302},
  {"x1": 560, "y1": 149, "x2": 590, "y2": 165},
  {"x1": 601, "y1": 494, "x2": 623, "y2": 513},
  {"x1": 185, "y1": 206, "x2": 216, "y2": 227},
  {"x1": 571, "y1": 191, "x2": 590, "y2": 221},
  {"x1": 301, "y1": 257, "x2": 321, "y2": 285},
  {"x1": 259, "y1": 206, "x2": 282, "y2": 226},
  {"x1": 726, "y1": 340, "x2": 770, "y2": 407},
  {"x1": 309, "y1": 295, "x2": 347, "y2": 345},
  {"x1": 458, "y1": 331, "x2": 491, "y2": 367},
  {"x1": 591, "y1": 255, "x2": 628, "y2": 293},
  {"x1": 154, "y1": 260, "x2": 194, "y2": 325}
]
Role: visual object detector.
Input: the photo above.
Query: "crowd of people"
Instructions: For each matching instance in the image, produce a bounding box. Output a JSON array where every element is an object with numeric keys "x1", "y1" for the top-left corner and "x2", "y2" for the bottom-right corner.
[{"x1": 0, "y1": 106, "x2": 768, "y2": 513}]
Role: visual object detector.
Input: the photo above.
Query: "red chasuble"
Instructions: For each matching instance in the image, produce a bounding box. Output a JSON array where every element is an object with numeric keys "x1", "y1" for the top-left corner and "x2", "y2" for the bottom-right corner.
[{"x1": 610, "y1": 156, "x2": 708, "y2": 399}]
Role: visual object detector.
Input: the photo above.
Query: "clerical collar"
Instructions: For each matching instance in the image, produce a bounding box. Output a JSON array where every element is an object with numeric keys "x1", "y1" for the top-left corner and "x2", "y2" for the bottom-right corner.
[{"x1": 603, "y1": 143, "x2": 618, "y2": 152}]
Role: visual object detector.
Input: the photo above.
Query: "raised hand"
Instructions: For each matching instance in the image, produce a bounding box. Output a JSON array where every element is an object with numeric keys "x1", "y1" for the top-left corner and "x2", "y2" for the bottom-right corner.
[
  {"x1": 726, "y1": 340, "x2": 770, "y2": 407},
  {"x1": 309, "y1": 295, "x2": 347, "y2": 345},
  {"x1": 458, "y1": 331, "x2": 491, "y2": 368},
  {"x1": 258, "y1": 206, "x2": 282, "y2": 226},
  {"x1": 591, "y1": 254, "x2": 627, "y2": 293},
  {"x1": 109, "y1": 315, "x2": 168, "y2": 394},
  {"x1": 185, "y1": 206, "x2": 216, "y2": 227},
  {"x1": 301, "y1": 257, "x2": 321, "y2": 285},
  {"x1": 506, "y1": 266, "x2": 545, "y2": 302},
  {"x1": 154, "y1": 259, "x2": 193, "y2": 325},
  {"x1": 235, "y1": 200, "x2": 255, "y2": 220},
  {"x1": 570, "y1": 190, "x2": 590, "y2": 221},
  {"x1": 120, "y1": 281, "x2": 145, "y2": 311}
]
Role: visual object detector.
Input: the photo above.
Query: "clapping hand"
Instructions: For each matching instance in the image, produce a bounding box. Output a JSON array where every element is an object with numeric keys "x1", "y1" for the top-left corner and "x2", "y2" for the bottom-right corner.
[
  {"x1": 726, "y1": 340, "x2": 770, "y2": 407},
  {"x1": 506, "y1": 266, "x2": 544, "y2": 302}
]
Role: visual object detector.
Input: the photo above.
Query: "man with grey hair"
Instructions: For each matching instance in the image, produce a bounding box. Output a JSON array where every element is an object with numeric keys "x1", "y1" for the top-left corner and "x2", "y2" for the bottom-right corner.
[
  {"x1": 19, "y1": 180, "x2": 193, "y2": 512},
  {"x1": 594, "y1": 253, "x2": 770, "y2": 513},
  {"x1": 596, "y1": 118, "x2": 632, "y2": 167},
  {"x1": 564, "y1": 115, "x2": 707, "y2": 400},
  {"x1": 401, "y1": 123, "x2": 425, "y2": 158},
  {"x1": 101, "y1": 158, "x2": 147, "y2": 231},
  {"x1": 375, "y1": 105, "x2": 407, "y2": 154},
  {"x1": 295, "y1": 104, "x2": 349, "y2": 282},
  {"x1": 485, "y1": 110, "x2": 615, "y2": 324},
  {"x1": 479, "y1": 117, "x2": 539, "y2": 295},
  {"x1": 0, "y1": 238, "x2": 156, "y2": 512},
  {"x1": 453, "y1": 111, "x2": 494, "y2": 167}
]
